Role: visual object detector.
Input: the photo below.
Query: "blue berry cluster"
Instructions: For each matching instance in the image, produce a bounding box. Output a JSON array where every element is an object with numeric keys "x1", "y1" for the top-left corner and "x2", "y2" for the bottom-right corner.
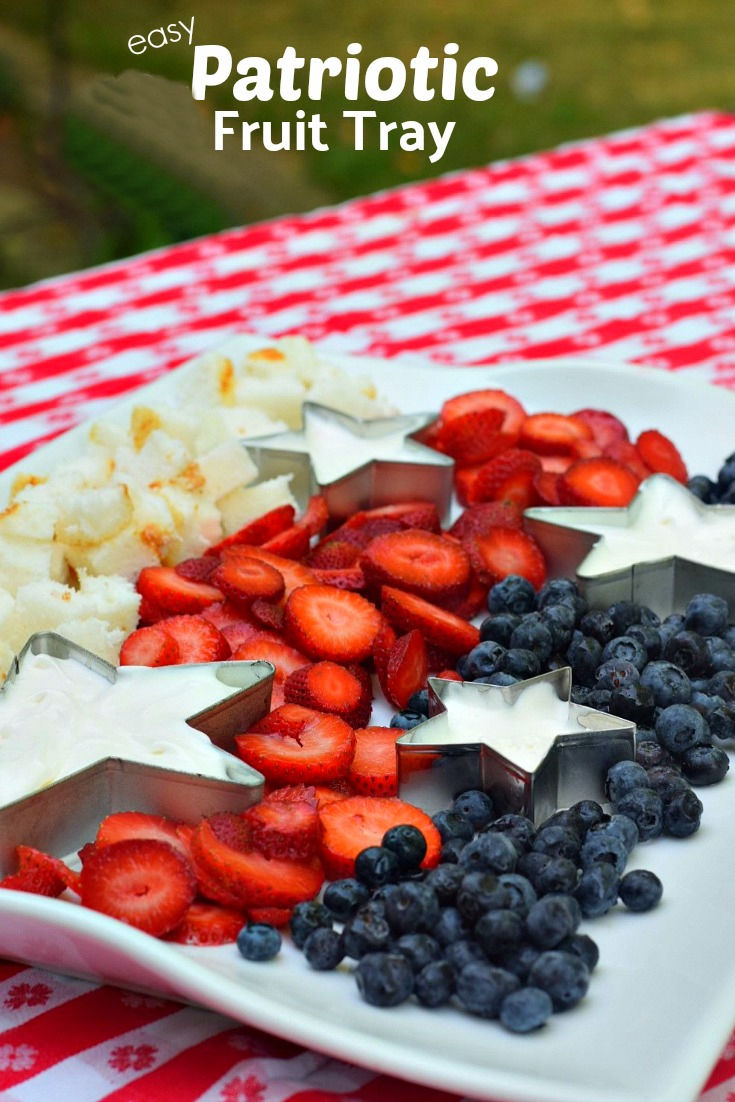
[
  {"x1": 688, "y1": 451, "x2": 735, "y2": 504},
  {"x1": 285, "y1": 794, "x2": 661, "y2": 1035},
  {"x1": 451, "y1": 580, "x2": 733, "y2": 792}
]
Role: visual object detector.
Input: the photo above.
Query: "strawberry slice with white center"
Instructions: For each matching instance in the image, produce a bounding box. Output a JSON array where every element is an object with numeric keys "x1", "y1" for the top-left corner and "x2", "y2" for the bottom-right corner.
[
  {"x1": 119, "y1": 625, "x2": 180, "y2": 667},
  {"x1": 285, "y1": 584, "x2": 382, "y2": 664},
  {"x1": 222, "y1": 545, "x2": 317, "y2": 600},
  {"x1": 438, "y1": 389, "x2": 526, "y2": 453},
  {"x1": 284, "y1": 661, "x2": 372, "y2": 727},
  {"x1": 243, "y1": 786, "x2": 320, "y2": 859},
  {"x1": 348, "y1": 727, "x2": 404, "y2": 796},
  {"x1": 318, "y1": 796, "x2": 441, "y2": 878},
  {"x1": 381, "y1": 586, "x2": 480, "y2": 656},
  {"x1": 79, "y1": 838, "x2": 197, "y2": 936},
  {"x1": 95, "y1": 811, "x2": 191, "y2": 862},
  {"x1": 165, "y1": 901, "x2": 246, "y2": 945},
  {"x1": 464, "y1": 526, "x2": 547, "y2": 590},
  {"x1": 361, "y1": 529, "x2": 471, "y2": 604},
  {"x1": 158, "y1": 615, "x2": 230, "y2": 663},
  {"x1": 559, "y1": 457, "x2": 640, "y2": 507},
  {"x1": 211, "y1": 557, "x2": 285, "y2": 605},
  {"x1": 136, "y1": 566, "x2": 222, "y2": 615},
  {"x1": 236, "y1": 703, "x2": 355, "y2": 784}
]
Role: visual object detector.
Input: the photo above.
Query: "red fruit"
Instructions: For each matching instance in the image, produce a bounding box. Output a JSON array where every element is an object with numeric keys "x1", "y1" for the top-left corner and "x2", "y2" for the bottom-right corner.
[
  {"x1": 158, "y1": 615, "x2": 230, "y2": 663},
  {"x1": 285, "y1": 584, "x2": 382, "y2": 664},
  {"x1": 435, "y1": 668, "x2": 462, "y2": 682},
  {"x1": 306, "y1": 540, "x2": 362, "y2": 569},
  {"x1": 119, "y1": 624, "x2": 180, "y2": 667},
  {"x1": 310, "y1": 782, "x2": 354, "y2": 807},
  {"x1": 559, "y1": 457, "x2": 640, "y2": 507},
  {"x1": 342, "y1": 502, "x2": 441, "y2": 534},
  {"x1": 284, "y1": 661, "x2": 372, "y2": 727},
  {"x1": 175, "y1": 556, "x2": 221, "y2": 583},
  {"x1": 635, "y1": 429, "x2": 688, "y2": 483},
  {"x1": 137, "y1": 595, "x2": 166, "y2": 624},
  {"x1": 539, "y1": 454, "x2": 573, "y2": 474},
  {"x1": 464, "y1": 527, "x2": 547, "y2": 589},
  {"x1": 212, "y1": 557, "x2": 285, "y2": 606},
  {"x1": 573, "y1": 408, "x2": 629, "y2": 450},
  {"x1": 381, "y1": 630, "x2": 428, "y2": 710},
  {"x1": 165, "y1": 901, "x2": 246, "y2": 945},
  {"x1": 79, "y1": 838, "x2": 197, "y2": 936},
  {"x1": 191, "y1": 814, "x2": 324, "y2": 908},
  {"x1": 201, "y1": 602, "x2": 262, "y2": 650},
  {"x1": 136, "y1": 566, "x2": 222, "y2": 615},
  {"x1": 222, "y1": 545, "x2": 317, "y2": 599},
  {"x1": 437, "y1": 407, "x2": 506, "y2": 465},
  {"x1": 95, "y1": 811, "x2": 191, "y2": 862},
  {"x1": 455, "y1": 465, "x2": 484, "y2": 507},
  {"x1": 439, "y1": 389, "x2": 526, "y2": 452},
  {"x1": 534, "y1": 470, "x2": 562, "y2": 505},
  {"x1": 333, "y1": 518, "x2": 405, "y2": 548},
  {"x1": 441, "y1": 575, "x2": 489, "y2": 620},
  {"x1": 205, "y1": 505, "x2": 296, "y2": 555},
  {"x1": 10, "y1": 846, "x2": 78, "y2": 897},
  {"x1": 235, "y1": 704, "x2": 356, "y2": 784},
  {"x1": 571, "y1": 438, "x2": 603, "y2": 460},
  {"x1": 248, "y1": 906, "x2": 293, "y2": 927},
  {"x1": 471, "y1": 449, "x2": 542, "y2": 509},
  {"x1": 311, "y1": 567, "x2": 366, "y2": 591},
  {"x1": 519, "y1": 412, "x2": 594, "y2": 455},
  {"x1": 231, "y1": 636, "x2": 310, "y2": 698},
  {"x1": 299, "y1": 494, "x2": 329, "y2": 537},
  {"x1": 319, "y1": 796, "x2": 441, "y2": 878},
  {"x1": 372, "y1": 617, "x2": 397, "y2": 680},
  {"x1": 348, "y1": 727, "x2": 404, "y2": 796},
  {"x1": 425, "y1": 643, "x2": 457, "y2": 672},
  {"x1": 449, "y1": 501, "x2": 523, "y2": 540},
  {"x1": 244, "y1": 789, "x2": 320, "y2": 859},
  {"x1": 260, "y1": 524, "x2": 311, "y2": 560},
  {"x1": 249, "y1": 598, "x2": 286, "y2": 632},
  {"x1": 604, "y1": 439, "x2": 652, "y2": 482},
  {"x1": 361, "y1": 529, "x2": 471, "y2": 604},
  {"x1": 381, "y1": 586, "x2": 480, "y2": 656}
]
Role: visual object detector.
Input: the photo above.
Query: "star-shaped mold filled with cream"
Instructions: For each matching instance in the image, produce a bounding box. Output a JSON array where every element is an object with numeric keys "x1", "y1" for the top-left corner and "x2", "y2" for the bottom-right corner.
[
  {"x1": 244, "y1": 402, "x2": 454, "y2": 522},
  {"x1": 0, "y1": 632, "x2": 273, "y2": 873},
  {"x1": 524, "y1": 474, "x2": 735, "y2": 617},
  {"x1": 396, "y1": 668, "x2": 635, "y2": 824}
]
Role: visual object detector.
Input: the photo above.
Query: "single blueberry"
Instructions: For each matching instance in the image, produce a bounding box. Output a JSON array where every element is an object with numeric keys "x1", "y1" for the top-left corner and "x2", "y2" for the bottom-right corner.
[
  {"x1": 614, "y1": 788, "x2": 664, "y2": 841},
  {"x1": 456, "y1": 961, "x2": 520, "y2": 1018},
  {"x1": 579, "y1": 609, "x2": 616, "y2": 645},
  {"x1": 290, "y1": 901, "x2": 333, "y2": 949},
  {"x1": 474, "y1": 908, "x2": 524, "y2": 959},
  {"x1": 525, "y1": 893, "x2": 581, "y2": 948},
  {"x1": 303, "y1": 927, "x2": 344, "y2": 970},
  {"x1": 533, "y1": 856, "x2": 579, "y2": 896},
  {"x1": 627, "y1": 622, "x2": 662, "y2": 661},
  {"x1": 424, "y1": 863, "x2": 464, "y2": 903},
  {"x1": 381, "y1": 824, "x2": 427, "y2": 871},
  {"x1": 460, "y1": 831, "x2": 519, "y2": 874},
  {"x1": 510, "y1": 614, "x2": 555, "y2": 663},
  {"x1": 540, "y1": 603, "x2": 576, "y2": 650},
  {"x1": 595, "y1": 659, "x2": 640, "y2": 691},
  {"x1": 497, "y1": 647, "x2": 541, "y2": 679},
  {"x1": 517, "y1": 850, "x2": 552, "y2": 883},
  {"x1": 528, "y1": 949, "x2": 590, "y2": 1011},
  {"x1": 342, "y1": 908, "x2": 392, "y2": 959},
  {"x1": 609, "y1": 681, "x2": 656, "y2": 725},
  {"x1": 605, "y1": 760, "x2": 649, "y2": 804},
  {"x1": 414, "y1": 959, "x2": 454, "y2": 1006},
  {"x1": 558, "y1": 932, "x2": 599, "y2": 972},
  {"x1": 579, "y1": 830, "x2": 628, "y2": 875},
  {"x1": 662, "y1": 787, "x2": 704, "y2": 837},
  {"x1": 406, "y1": 689, "x2": 430, "y2": 715},
  {"x1": 680, "y1": 745, "x2": 730, "y2": 785},
  {"x1": 456, "y1": 871, "x2": 509, "y2": 923},
  {"x1": 395, "y1": 932, "x2": 440, "y2": 972},
  {"x1": 323, "y1": 878, "x2": 370, "y2": 922},
  {"x1": 354, "y1": 845, "x2": 401, "y2": 888},
  {"x1": 488, "y1": 574, "x2": 538, "y2": 616},
  {"x1": 237, "y1": 923, "x2": 281, "y2": 962},
  {"x1": 566, "y1": 632, "x2": 603, "y2": 687},
  {"x1": 684, "y1": 593, "x2": 729, "y2": 636},
  {"x1": 655, "y1": 704, "x2": 710, "y2": 754},
  {"x1": 568, "y1": 799, "x2": 607, "y2": 834},
  {"x1": 432, "y1": 809, "x2": 475, "y2": 843},
  {"x1": 532, "y1": 825, "x2": 581, "y2": 863},
  {"x1": 497, "y1": 872, "x2": 538, "y2": 914},
  {"x1": 687, "y1": 474, "x2": 716, "y2": 502},
  {"x1": 384, "y1": 881, "x2": 439, "y2": 935},
  {"x1": 640, "y1": 661, "x2": 692, "y2": 707},
  {"x1": 483, "y1": 813, "x2": 536, "y2": 852},
  {"x1": 644, "y1": 765, "x2": 690, "y2": 799},
  {"x1": 663, "y1": 631, "x2": 711, "y2": 678},
  {"x1": 635, "y1": 739, "x2": 673, "y2": 769},
  {"x1": 452, "y1": 789, "x2": 494, "y2": 829},
  {"x1": 608, "y1": 600, "x2": 641, "y2": 636},
  {"x1": 390, "y1": 710, "x2": 425, "y2": 731},
  {"x1": 601, "y1": 635, "x2": 648, "y2": 671},
  {"x1": 499, "y1": 986, "x2": 554, "y2": 1033},
  {"x1": 464, "y1": 640, "x2": 506, "y2": 680},
  {"x1": 574, "y1": 863, "x2": 620, "y2": 918},
  {"x1": 599, "y1": 813, "x2": 639, "y2": 853},
  {"x1": 619, "y1": 869, "x2": 663, "y2": 912},
  {"x1": 480, "y1": 613, "x2": 521, "y2": 647},
  {"x1": 708, "y1": 670, "x2": 735, "y2": 702},
  {"x1": 355, "y1": 951, "x2": 414, "y2": 1007}
]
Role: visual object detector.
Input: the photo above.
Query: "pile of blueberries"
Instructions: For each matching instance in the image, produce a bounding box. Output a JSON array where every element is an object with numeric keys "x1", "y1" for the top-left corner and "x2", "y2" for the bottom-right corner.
[
  {"x1": 237, "y1": 786, "x2": 662, "y2": 1034},
  {"x1": 688, "y1": 452, "x2": 735, "y2": 504},
  {"x1": 394, "y1": 580, "x2": 732, "y2": 818}
]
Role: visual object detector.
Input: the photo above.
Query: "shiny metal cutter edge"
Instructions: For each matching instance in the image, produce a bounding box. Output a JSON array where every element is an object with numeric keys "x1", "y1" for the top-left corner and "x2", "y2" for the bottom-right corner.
[
  {"x1": 524, "y1": 477, "x2": 735, "y2": 618},
  {"x1": 243, "y1": 401, "x2": 455, "y2": 524},
  {"x1": 0, "y1": 632, "x2": 274, "y2": 875},
  {"x1": 396, "y1": 667, "x2": 636, "y2": 825}
]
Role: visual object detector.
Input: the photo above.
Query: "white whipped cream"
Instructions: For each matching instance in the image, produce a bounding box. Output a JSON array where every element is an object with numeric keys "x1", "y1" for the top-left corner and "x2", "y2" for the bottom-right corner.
[
  {"x1": 409, "y1": 680, "x2": 577, "y2": 771},
  {"x1": 569, "y1": 476, "x2": 735, "y2": 577},
  {"x1": 0, "y1": 652, "x2": 242, "y2": 806}
]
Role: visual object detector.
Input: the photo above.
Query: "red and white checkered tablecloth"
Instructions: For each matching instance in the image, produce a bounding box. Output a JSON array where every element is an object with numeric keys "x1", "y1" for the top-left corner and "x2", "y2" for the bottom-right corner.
[{"x1": 1, "y1": 109, "x2": 735, "y2": 1100}]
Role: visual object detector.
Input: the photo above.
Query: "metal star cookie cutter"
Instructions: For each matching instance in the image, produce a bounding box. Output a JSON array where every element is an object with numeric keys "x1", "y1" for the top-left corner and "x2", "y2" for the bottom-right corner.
[
  {"x1": 0, "y1": 632, "x2": 273, "y2": 875},
  {"x1": 524, "y1": 474, "x2": 735, "y2": 618},
  {"x1": 244, "y1": 401, "x2": 454, "y2": 523},
  {"x1": 396, "y1": 668, "x2": 635, "y2": 824}
]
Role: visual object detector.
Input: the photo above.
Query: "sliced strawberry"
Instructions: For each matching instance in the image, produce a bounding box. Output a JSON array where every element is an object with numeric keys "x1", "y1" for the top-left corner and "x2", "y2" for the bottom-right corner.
[
  {"x1": 285, "y1": 585, "x2": 382, "y2": 664},
  {"x1": 539, "y1": 454, "x2": 573, "y2": 474},
  {"x1": 441, "y1": 574, "x2": 488, "y2": 620},
  {"x1": 13, "y1": 846, "x2": 78, "y2": 896},
  {"x1": 381, "y1": 586, "x2": 480, "y2": 656},
  {"x1": 236, "y1": 705, "x2": 356, "y2": 784},
  {"x1": 260, "y1": 524, "x2": 311, "y2": 560},
  {"x1": 635, "y1": 429, "x2": 688, "y2": 483},
  {"x1": 137, "y1": 566, "x2": 222, "y2": 615},
  {"x1": 437, "y1": 407, "x2": 506, "y2": 465},
  {"x1": 211, "y1": 557, "x2": 285, "y2": 606},
  {"x1": 464, "y1": 527, "x2": 547, "y2": 589},
  {"x1": 534, "y1": 470, "x2": 562, "y2": 505},
  {"x1": 361, "y1": 529, "x2": 471, "y2": 604},
  {"x1": 95, "y1": 812, "x2": 191, "y2": 862},
  {"x1": 604, "y1": 439, "x2": 652, "y2": 482},
  {"x1": 284, "y1": 661, "x2": 372, "y2": 727},
  {"x1": 470, "y1": 449, "x2": 542, "y2": 510},
  {"x1": 372, "y1": 617, "x2": 397, "y2": 681},
  {"x1": 413, "y1": 417, "x2": 443, "y2": 450},
  {"x1": 174, "y1": 556, "x2": 221, "y2": 583},
  {"x1": 299, "y1": 494, "x2": 329, "y2": 537},
  {"x1": 137, "y1": 595, "x2": 167, "y2": 625},
  {"x1": 250, "y1": 598, "x2": 286, "y2": 632},
  {"x1": 573, "y1": 408, "x2": 629, "y2": 450},
  {"x1": 79, "y1": 838, "x2": 197, "y2": 936},
  {"x1": 305, "y1": 540, "x2": 362, "y2": 569},
  {"x1": 380, "y1": 630, "x2": 428, "y2": 710},
  {"x1": 222, "y1": 545, "x2": 317, "y2": 599},
  {"x1": 191, "y1": 815, "x2": 324, "y2": 908},
  {"x1": 571, "y1": 438, "x2": 603, "y2": 460},
  {"x1": 319, "y1": 796, "x2": 441, "y2": 878},
  {"x1": 201, "y1": 602, "x2": 262, "y2": 650},
  {"x1": 559, "y1": 457, "x2": 640, "y2": 507},
  {"x1": 312, "y1": 567, "x2": 366, "y2": 590},
  {"x1": 435, "y1": 668, "x2": 462, "y2": 682},
  {"x1": 348, "y1": 726, "x2": 404, "y2": 796},
  {"x1": 455, "y1": 465, "x2": 484, "y2": 507},
  {"x1": 165, "y1": 901, "x2": 246, "y2": 945},
  {"x1": 449, "y1": 501, "x2": 522, "y2": 541},
  {"x1": 310, "y1": 782, "x2": 354, "y2": 807},
  {"x1": 519, "y1": 412, "x2": 594, "y2": 455},
  {"x1": 425, "y1": 643, "x2": 457, "y2": 673},
  {"x1": 341, "y1": 502, "x2": 441, "y2": 534},
  {"x1": 119, "y1": 625, "x2": 180, "y2": 667},
  {"x1": 248, "y1": 906, "x2": 293, "y2": 927},
  {"x1": 158, "y1": 615, "x2": 230, "y2": 663},
  {"x1": 231, "y1": 637, "x2": 310, "y2": 701},
  {"x1": 244, "y1": 789, "x2": 320, "y2": 859},
  {"x1": 0, "y1": 869, "x2": 65, "y2": 897},
  {"x1": 205, "y1": 505, "x2": 296, "y2": 555},
  {"x1": 439, "y1": 389, "x2": 525, "y2": 452}
]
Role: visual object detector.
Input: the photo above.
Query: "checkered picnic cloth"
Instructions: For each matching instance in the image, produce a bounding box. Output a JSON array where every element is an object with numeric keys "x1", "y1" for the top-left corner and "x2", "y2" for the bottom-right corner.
[{"x1": 1, "y1": 110, "x2": 734, "y2": 1100}]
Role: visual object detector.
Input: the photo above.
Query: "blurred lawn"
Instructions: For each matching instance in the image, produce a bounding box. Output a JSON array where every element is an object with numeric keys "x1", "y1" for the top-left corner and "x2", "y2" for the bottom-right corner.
[{"x1": 2, "y1": 0, "x2": 735, "y2": 288}]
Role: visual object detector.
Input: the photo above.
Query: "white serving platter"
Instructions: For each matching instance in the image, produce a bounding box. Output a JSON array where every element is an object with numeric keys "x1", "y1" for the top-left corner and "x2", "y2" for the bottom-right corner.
[{"x1": 1, "y1": 340, "x2": 734, "y2": 1102}]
